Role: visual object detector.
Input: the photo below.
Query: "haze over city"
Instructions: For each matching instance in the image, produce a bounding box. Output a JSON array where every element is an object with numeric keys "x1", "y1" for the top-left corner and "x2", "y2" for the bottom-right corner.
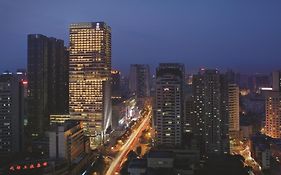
[
  {"x1": 1, "y1": 0, "x2": 281, "y2": 74},
  {"x1": 2, "y1": 1, "x2": 281, "y2": 175}
]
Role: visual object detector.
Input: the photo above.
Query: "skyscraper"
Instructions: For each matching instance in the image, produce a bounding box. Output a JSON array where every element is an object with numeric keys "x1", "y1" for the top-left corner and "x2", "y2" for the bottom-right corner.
[
  {"x1": 192, "y1": 69, "x2": 229, "y2": 155},
  {"x1": 265, "y1": 71, "x2": 281, "y2": 138},
  {"x1": 228, "y1": 84, "x2": 240, "y2": 139},
  {"x1": 0, "y1": 72, "x2": 25, "y2": 157},
  {"x1": 69, "y1": 22, "x2": 112, "y2": 149},
  {"x1": 155, "y1": 63, "x2": 184, "y2": 147},
  {"x1": 265, "y1": 91, "x2": 281, "y2": 138},
  {"x1": 111, "y1": 70, "x2": 121, "y2": 100},
  {"x1": 27, "y1": 34, "x2": 69, "y2": 137},
  {"x1": 129, "y1": 64, "x2": 150, "y2": 98}
]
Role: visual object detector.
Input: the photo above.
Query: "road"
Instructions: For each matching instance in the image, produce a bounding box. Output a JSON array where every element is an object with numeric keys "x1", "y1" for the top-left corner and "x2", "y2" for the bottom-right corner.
[
  {"x1": 231, "y1": 140, "x2": 261, "y2": 175},
  {"x1": 105, "y1": 111, "x2": 151, "y2": 175}
]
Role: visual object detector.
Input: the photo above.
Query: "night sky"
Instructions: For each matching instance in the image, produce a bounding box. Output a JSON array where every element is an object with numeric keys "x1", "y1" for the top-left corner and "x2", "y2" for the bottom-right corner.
[{"x1": 1, "y1": 0, "x2": 281, "y2": 74}]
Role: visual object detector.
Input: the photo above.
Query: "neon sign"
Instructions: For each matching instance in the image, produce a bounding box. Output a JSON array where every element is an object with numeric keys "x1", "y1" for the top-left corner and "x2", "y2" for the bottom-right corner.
[
  {"x1": 9, "y1": 162, "x2": 48, "y2": 172},
  {"x1": 22, "y1": 80, "x2": 28, "y2": 85}
]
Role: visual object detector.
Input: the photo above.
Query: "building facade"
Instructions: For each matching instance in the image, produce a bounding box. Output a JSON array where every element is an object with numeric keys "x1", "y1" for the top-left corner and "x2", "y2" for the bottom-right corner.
[
  {"x1": 49, "y1": 120, "x2": 88, "y2": 164},
  {"x1": 27, "y1": 34, "x2": 68, "y2": 137},
  {"x1": 111, "y1": 70, "x2": 121, "y2": 100},
  {"x1": 228, "y1": 84, "x2": 240, "y2": 138},
  {"x1": 272, "y1": 71, "x2": 281, "y2": 91},
  {"x1": 155, "y1": 63, "x2": 184, "y2": 147},
  {"x1": 265, "y1": 91, "x2": 281, "y2": 138},
  {"x1": 0, "y1": 72, "x2": 25, "y2": 156},
  {"x1": 265, "y1": 71, "x2": 281, "y2": 138},
  {"x1": 129, "y1": 64, "x2": 150, "y2": 98},
  {"x1": 49, "y1": 114, "x2": 70, "y2": 125},
  {"x1": 192, "y1": 69, "x2": 229, "y2": 155},
  {"x1": 69, "y1": 22, "x2": 112, "y2": 149}
]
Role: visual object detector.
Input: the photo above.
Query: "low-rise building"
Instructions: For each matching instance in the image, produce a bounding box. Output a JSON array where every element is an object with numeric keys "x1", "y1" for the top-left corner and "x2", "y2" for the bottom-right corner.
[
  {"x1": 147, "y1": 151, "x2": 174, "y2": 168},
  {"x1": 127, "y1": 149, "x2": 199, "y2": 175},
  {"x1": 49, "y1": 120, "x2": 89, "y2": 164},
  {"x1": 128, "y1": 159, "x2": 147, "y2": 175},
  {"x1": 50, "y1": 114, "x2": 70, "y2": 125}
]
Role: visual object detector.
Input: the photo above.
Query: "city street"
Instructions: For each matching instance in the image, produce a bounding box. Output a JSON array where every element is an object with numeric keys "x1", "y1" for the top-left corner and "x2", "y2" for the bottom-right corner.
[
  {"x1": 231, "y1": 139, "x2": 261, "y2": 174},
  {"x1": 105, "y1": 109, "x2": 151, "y2": 175}
]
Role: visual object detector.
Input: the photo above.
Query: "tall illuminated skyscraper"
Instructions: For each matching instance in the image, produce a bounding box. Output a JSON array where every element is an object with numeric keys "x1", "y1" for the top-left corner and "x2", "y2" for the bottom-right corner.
[
  {"x1": 228, "y1": 84, "x2": 240, "y2": 139},
  {"x1": 69, "y1": 22, "x2": 112, "y2": 149},
  {"x1": 265, "y1": 71, "x2": 281, "y2": 138},
  {"x1": 265, "y1": 91, "x2": 281, "y2": 138}
]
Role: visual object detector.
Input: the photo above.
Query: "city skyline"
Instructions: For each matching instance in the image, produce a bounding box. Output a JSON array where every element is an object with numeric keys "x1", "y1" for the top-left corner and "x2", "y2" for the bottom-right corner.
[
  {"x1": 1, "y1": 0, "x2": 281, "y2": 74},
  {"x1": 1, "y1": 1, "x2": 281, "y2": 174}
]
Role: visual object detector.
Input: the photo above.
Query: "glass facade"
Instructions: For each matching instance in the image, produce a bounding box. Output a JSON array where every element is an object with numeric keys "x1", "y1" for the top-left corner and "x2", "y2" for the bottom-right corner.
[{"x1": 69, "y1": 22, "x2": 112, "y2": 149}]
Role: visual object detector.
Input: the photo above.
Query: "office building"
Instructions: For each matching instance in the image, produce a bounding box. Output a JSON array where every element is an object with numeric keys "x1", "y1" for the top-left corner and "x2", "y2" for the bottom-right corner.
[
  {"x1": 27, "y1": 34, "x2": 69, "y2": 137},
  {"x1": 69, "y1": 22, "x2": 112, "y2": 149},
  {"x1": 155, "y1": 63, "x2": 184, "y2": 147},
  {"x1": 129, "y1": 64, "x2": 150, "y2": 98},
  {"x1": 192, "y1": 69, "x2": 229, "y2": 155},
  {"x1": 0, "y1": 72, "x2": 25, "y2": 157}
]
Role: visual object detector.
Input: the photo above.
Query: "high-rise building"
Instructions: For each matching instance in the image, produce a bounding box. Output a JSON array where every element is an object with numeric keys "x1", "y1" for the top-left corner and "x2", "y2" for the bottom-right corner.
[
  {"x1": 111, "y1": 70, "x2": 121, "y2": 100},
  {"x1": 253, "y1": 74, "x2": 270, "y2": 93},
  {"x1": 129, "y1": 64, "x2": 150, "y2": 98},
  {"x1": 0, "y1": 72, "x2": 25, "y2": 157},
  {"x1": 225, "y1": 69, "x2": 236, "y2": 84},
  {"x1": 265, "y1": 91, "x2": 281, "y2": 138},
  {"x1": 272, "y1": 71, "x2": 281, "y2": 91},
  {"x1": 265, "y1": 71, "x2": 281, "y2": 138},
  {"x1": 155, "y1": 63, "x2": 184, "y2": 147},
  {"x1": 27, "y1": 34, "x2": 69, "y2": 137},
  {"x1": 183, "y1": 81, "x2": 194, "y2": 134},
  {"x1": 192, "y1": 69, "x2": 229, "y2": 155},
  {"x1": 228, "y1": 84, "x2": 240, "y2": 138},
  {"x1": 120, "y1": 75, "x2": 130, "y2": 98},
  {"x1": 184, "y1": 94, "x2": 194, "y2": 134},
  {"x1": 69, "y1": 22, "x2": 112, "y2": 149}
]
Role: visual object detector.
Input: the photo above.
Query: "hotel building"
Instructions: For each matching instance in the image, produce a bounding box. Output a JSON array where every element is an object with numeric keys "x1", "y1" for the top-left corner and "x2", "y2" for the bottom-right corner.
[{"x1": 69, "y1": 22, "x2": 112, "y2": 148}]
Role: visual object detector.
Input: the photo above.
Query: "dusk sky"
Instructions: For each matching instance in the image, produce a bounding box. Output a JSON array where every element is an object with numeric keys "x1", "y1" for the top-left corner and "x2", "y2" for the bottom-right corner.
[{"x1": 1, "y1": 0, "x2": 281, "y2": 74}]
